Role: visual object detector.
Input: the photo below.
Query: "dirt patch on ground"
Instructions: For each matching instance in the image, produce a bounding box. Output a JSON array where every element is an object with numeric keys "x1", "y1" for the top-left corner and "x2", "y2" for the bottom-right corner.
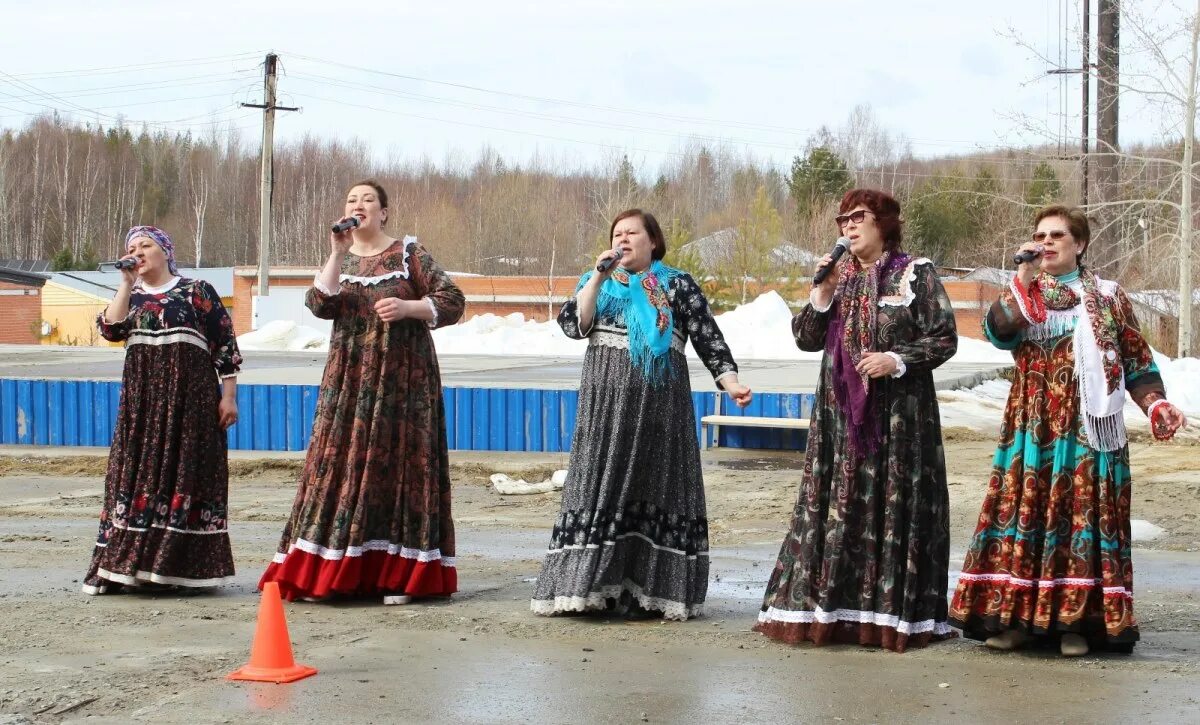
[{"x1": 1, "y1": 440, "x2": 1199, "y2": 722}]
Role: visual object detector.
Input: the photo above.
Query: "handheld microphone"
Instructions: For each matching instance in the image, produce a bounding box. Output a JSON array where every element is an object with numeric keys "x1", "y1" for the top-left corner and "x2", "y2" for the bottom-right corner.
[
  {"x1": 813, "y1": 237, "x2": 851, "y2": 285},
  {"x1": 331, "y1": 217, "x2": 360, "y2": 234},
  {"x1": 99, "y1": 258, "x2": 138, "y2": 271},
  {"x1": 596, "y1": 247, "x2": 624, "y2": 273},
  {"x1": 1013, "y1": 245, "x2": 1044, "y2": 265}
]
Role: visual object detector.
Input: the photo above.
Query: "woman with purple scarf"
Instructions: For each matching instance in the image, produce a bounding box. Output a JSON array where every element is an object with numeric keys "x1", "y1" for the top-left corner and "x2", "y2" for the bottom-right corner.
[
  {"x1": 83, "y1": 226, "x2": 241, "y2": 594},
  {"x1": 755, "y1": 189, "x2": 958, "y2": 652}
]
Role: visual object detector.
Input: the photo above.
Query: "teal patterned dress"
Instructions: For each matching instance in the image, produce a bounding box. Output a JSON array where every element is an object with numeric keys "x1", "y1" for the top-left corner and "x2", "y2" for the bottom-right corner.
[{"x1": 949, "y1": 268, "x2": 1165, "y2": 650}]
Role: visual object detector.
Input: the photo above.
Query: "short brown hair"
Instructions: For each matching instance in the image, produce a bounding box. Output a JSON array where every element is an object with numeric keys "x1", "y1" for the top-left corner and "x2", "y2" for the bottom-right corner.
[
  {"x1": 610, "y1": 209, "x2": 667, "y2": 261},
  {"x1": 839, "y1": 188, "x2": 903, "y2": 252},
  {"x1": 1033, "y1": 204, "x2": 1091, "y2": 259}
]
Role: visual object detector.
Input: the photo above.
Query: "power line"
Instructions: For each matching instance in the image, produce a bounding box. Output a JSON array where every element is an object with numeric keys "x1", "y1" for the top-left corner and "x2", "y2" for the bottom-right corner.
[
  {"x1": 3, "y1": 52, "x2": 267, "y2": 81},
  {"x1": 283, "y1": 51, "x2": 989, "y2": 150},
  {"x1": 287, "y1": 90, "x2": 1076, "y2": 183}
]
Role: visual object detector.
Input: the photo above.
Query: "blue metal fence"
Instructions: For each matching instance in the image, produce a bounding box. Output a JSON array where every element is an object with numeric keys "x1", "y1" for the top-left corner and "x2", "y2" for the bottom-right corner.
[{"x1": 0, "y1": 378, "x2": 812, "y2": 452}]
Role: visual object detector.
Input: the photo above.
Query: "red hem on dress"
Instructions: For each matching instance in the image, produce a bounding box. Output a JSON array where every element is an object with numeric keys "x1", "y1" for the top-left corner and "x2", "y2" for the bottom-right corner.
[{"x1": 259, "y1": 549, "x2": 458, "y2": 601}]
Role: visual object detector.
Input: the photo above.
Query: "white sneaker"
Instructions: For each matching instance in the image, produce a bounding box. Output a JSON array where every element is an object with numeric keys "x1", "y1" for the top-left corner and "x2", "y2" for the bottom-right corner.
[{"x1": 383, "y1": 595, "x2": 413, "y2": 605}]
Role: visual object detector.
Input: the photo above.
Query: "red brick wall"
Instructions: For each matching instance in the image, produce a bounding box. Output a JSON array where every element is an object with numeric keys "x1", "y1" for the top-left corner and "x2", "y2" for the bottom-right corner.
[{"x1": 0, "y1": 282, "x2": 43, "y2": 343}]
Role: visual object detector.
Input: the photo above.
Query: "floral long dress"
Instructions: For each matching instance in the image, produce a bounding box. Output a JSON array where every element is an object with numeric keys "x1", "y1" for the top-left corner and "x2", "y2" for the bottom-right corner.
[
  {"x1": 260, "y1": 236, "x2": 465, "y2": 601},
  {"x1": 530, "y1": 269, "x2": 737, "y2": 621},
  {"x1": 83, "y1": 277, "x2": 242, "y2": 594},
  {"x1": 948, "y1": 271, "x2": 1164, "y2": 650},
  {"x1": 755, "y1": 257, "x2": 959, "y2": 652}
]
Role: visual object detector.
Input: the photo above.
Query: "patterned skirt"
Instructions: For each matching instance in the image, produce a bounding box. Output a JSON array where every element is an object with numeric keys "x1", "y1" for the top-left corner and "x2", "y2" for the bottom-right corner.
[
  {"x1": 531, "y1": 345, "x2": 708, "y2": 621},
  {"x1": 259, "y1": 362, "x2": 456, "y2": 601},
  {"x1": 83, "y1": 345, "x2": 235, "y2": 594},
  {"x1": 755, "y1": 375, "x2": 955, "y2": 652},
  {"x1": 949, "y1": 424, "x2": 1139, "y2": 647}
]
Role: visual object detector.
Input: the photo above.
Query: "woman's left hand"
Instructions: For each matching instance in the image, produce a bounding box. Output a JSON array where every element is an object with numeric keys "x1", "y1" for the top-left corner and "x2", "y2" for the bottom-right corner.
[
  {"x1": 1153, "y1": 402, "x2": 1188, "y2": 440},
  {"x1": 725, "y1": 382, "x2": 753, "y2": 408},
  {"x1": 374, "y1": 298, "x2": 412, "y2": 322},
  {"x1": 218, "y1": 397, "x2": 238, "y2": 430},
  {"x1": 856, "y1": 352, "x2": 899, "y2": 379}
]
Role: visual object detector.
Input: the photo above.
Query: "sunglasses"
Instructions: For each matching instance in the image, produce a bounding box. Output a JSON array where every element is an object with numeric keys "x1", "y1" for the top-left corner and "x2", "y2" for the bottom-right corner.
[
  {"x1": 1032, "y1": 230, "x2": 1071, "y2": 242},
  {"x1": 835, "y1": 209, "x2": 874, "y2": 228}
]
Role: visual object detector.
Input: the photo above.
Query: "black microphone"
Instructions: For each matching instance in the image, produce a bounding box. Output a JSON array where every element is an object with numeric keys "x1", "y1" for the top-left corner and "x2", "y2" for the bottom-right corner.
[
  {"x1": 331, "y1": 217, "x2": 360, "y2": 234},
  {"x1": 813, "y1": 237, "x2": 850, "y2": 285},
  {"x1": 99, "y1": 258, "x2": 138, "y2": 271},
  {"x1": 1013, "y1": 245, "x2": 1044, "y2": 265},
  {"x1": 596, "y1": 247, "x2": 624, "y2": 273}
]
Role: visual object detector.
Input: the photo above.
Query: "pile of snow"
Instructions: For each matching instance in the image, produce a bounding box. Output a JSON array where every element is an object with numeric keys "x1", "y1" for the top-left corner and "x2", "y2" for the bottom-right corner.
[
  {"x1": 434, "y1": 313, "x2": 585, "y2": 357},
  {"x1": 237, "y1": 320, "x2": 329, "y2": 352},
  {"x1": 940, "y1": 354, "x2": 1200, "y2": 434},
  {"x1": 490, "y1": 469, "x2": 567, "y2": 495},
  {"x1": 1130, "y1": 520, "x2": 1166, "y2": 542}
]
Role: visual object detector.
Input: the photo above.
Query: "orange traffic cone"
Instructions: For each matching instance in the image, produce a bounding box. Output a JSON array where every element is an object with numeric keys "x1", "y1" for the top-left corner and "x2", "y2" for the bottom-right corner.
[{"x1": 227, "y1": 582, "x2": 318, "y2": 683}]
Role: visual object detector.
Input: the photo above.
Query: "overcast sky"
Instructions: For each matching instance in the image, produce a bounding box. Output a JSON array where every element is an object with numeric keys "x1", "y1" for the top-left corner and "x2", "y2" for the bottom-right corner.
[{"x1": 0, "y1": 0, "x2": 1186, "y2": 172}]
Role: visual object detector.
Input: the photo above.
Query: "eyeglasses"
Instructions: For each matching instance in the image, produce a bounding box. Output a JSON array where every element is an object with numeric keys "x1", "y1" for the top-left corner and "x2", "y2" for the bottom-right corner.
[
  {"x1": 835, "y1": 209, "x2": 874, "y2": 228},
  {"x1": 1032, "y1": 229, "x2": 1071, "y2": 242}
]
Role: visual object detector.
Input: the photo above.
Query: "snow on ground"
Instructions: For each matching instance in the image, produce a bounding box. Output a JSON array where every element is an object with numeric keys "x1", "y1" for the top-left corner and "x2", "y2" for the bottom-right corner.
[
  {"x1": 939, "y1": 351, "x2": 1200, "y2": 435},
  {"x1": 237, "y1": 290, "x2": 1012, "y2": 364},
  {"x1": 236, "y1": 290, "x2": 1198, "y2": 439}
]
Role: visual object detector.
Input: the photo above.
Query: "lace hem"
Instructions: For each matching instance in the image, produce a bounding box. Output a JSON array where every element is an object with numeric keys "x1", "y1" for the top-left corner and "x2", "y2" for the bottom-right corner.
[
  {"x1": 808, "y1": 288, "x2": 833, "y2": 313},
  {"x1": 758, "y1": 606, "x2": 956, "y2": 636},
  {"x1": 530, "y1": 579, "x2": 702, "y2": 621},
  {"x1": 878, "y1": 257, "x2": 932, "y2": 308},
  {"x1": 339, "y1": 236, "x2": 418, "y2": 286},
  {"x1": 589, "y1": 326, "x2": 686, "y2": 354}
]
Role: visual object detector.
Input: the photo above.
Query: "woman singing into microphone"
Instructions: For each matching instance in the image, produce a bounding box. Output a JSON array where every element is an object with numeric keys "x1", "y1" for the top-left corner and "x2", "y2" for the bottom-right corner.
[
  {"x1": 261, "y1": 180, "x2": 465, "y2": 604},
  {"x1": 530, "y1": 209, "x2": 752, "y2": 621},
  {"x1": 950, "y1": 205, "x2": 1187, "y2": 656},
  {"x1": 755, "y1": 189, "x2": 959, "y2": 651},
  {"x1": 84, "y1": 226, "x2": 241, "y2": 594}
]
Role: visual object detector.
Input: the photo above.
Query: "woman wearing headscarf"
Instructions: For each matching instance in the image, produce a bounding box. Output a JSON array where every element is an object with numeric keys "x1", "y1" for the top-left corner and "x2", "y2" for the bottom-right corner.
[
  {"x1": 83, "y1": 226, "x2": 242, "y2": 594},
  {"x1": 949, "y1": 205, "x2": 1188, "y2": 656},
  {"x1": 530, "y1": 208, "x2": 752, "y2": 621},
  {"x1": 755, "y1": 188, "x2": 959, "y2": 652}
]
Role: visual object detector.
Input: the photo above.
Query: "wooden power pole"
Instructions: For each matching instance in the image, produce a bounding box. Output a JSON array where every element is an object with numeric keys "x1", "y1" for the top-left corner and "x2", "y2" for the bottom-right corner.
[{"x1": 242, "y1": 53, "x2": 297, "y2": 297}]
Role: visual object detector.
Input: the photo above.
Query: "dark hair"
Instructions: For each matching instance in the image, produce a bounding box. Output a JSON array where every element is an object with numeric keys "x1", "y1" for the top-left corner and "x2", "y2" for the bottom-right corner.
[
  {"x1": 838, "y1": 188, "x2": 903, "y2": 252},
  {"x1": 347, "y1": 179, "x2": 389, "y2": 226},
  {"x1": 1033, "y1": 204, "x2": 1091, "y2": 260},
  {"x1": 610, "y1": 209, "x2": 667, "y2": 261}
]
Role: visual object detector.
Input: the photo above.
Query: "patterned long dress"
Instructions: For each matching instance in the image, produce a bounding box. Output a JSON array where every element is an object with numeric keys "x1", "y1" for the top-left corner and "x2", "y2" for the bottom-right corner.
[
  {"x1": 530, "y1": 271, "x2": 737, "y2": 621},
  {"x1": 949, "y1": 271, "x2": 1164, "y2": 650},
  {"x1": 755, "y1": 258, "x2": 959, "y2": 652},
  {"x1": 84, "y1": 277, "x2": 242, "y2": 594},
  {"x1": 260, "y1": 236, "x2": 465, "y2": 601}
]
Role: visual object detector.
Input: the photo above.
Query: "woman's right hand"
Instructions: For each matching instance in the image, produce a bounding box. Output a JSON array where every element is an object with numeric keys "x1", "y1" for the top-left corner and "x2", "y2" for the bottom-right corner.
[
  {"x1": 1015, "y1": 242, "x2": 1043, "y2": 289},
  {"x1": 593, "y1": 248, "x2": 621, "y2": 279},
  {"x1": 330, "y1": 219, "x2": 355, "y2": 257},
  {"x1": 118, "y1": 254, "x2": 139, "y2": 287},
  {"x1": 811, "y1": 253, "x2": 840, "y2": 307}
]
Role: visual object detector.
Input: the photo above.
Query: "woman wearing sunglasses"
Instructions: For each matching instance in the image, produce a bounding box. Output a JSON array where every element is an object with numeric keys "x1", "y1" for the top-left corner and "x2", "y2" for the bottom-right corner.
[
  {"x1": 755, "y1": 188, "x2": 959, "y2": 652},
  {"x1": 949, "y1": 205, "x2": 1187, "y2": 656}
]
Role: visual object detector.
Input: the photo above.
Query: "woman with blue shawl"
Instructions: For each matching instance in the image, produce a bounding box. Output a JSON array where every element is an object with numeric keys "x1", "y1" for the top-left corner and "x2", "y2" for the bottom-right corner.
[{"x1": 530, "y1": 209, "x2": 752, "y2": 621}]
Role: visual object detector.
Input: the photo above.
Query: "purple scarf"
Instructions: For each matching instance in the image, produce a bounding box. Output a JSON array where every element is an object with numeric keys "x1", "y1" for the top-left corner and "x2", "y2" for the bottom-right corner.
[{"x1": 824, "y1": 251, "x2": 910, "y2": 462}]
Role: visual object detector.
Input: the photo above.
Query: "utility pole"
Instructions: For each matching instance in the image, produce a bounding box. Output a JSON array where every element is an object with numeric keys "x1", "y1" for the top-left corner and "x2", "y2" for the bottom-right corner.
[
  {"x1": 1094, "y1": 0, "x2": 1121, "y2": 271},
  {"x1": 242, "y1": 53, "x2": 297, "y2": 296},
  {"x1": 1179, "y1": 4, "x2": 1199, "y2": 357},
  {"x1": 1081, "y1": 0, "x2": 1090, "y2": 207},
  {"x1": 1046, "y1": 1, "x2": 1092, "y2": 206}
]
